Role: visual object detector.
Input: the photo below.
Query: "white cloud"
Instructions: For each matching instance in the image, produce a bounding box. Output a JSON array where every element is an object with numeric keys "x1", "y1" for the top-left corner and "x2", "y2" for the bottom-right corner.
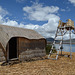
[
  {"x1": 63, "y1": 31, "x2": 75, "y2": 40},
  {"x1": 68, "y1": 0, "x2": 75, "y2": 5},
  {"x1": 2, "y1": 20, "x2": 18, "y2": 26},
  {"x1": 0, "y1": 6, "x2": 18, "y2": 27},
  {"x1": 0, "y1": 15, "x2": 3, "y2": 23},
  {"x1": 22, "y1": 2, "x2": 60, "y2": 38},
  {"x1": 23, "y1": 2, "x2": 59, "y2": 21},
  {"x1": 37, "y1": 15, "x2": 60, "y2": 38},
  {"x1": 0, "y1": 6, "x2": 9, "y2": 17}
]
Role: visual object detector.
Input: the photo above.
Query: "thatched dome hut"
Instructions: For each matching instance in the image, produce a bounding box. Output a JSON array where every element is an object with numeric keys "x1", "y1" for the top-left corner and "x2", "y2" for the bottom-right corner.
[{"x1": 0, "y1": 24, "x2": 46, "y2": 62}]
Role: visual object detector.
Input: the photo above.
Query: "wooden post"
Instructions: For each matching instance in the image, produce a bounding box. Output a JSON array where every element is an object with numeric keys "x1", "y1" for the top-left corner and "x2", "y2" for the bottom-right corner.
[
  {"x1": 17, "y1": 38, "x2": 19, "y2": 59},
  {"x1": 61, "y1": 30, "x2": 63, "y2": 55},
  {"x1": 69, "y1": 27, "x2": 72, "y2": 59}
]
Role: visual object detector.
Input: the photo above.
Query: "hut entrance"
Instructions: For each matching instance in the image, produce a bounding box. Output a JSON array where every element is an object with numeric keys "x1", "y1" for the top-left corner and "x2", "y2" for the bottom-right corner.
[{"x1": 9, "y1": 37, "x2": 18, "y2": 59}]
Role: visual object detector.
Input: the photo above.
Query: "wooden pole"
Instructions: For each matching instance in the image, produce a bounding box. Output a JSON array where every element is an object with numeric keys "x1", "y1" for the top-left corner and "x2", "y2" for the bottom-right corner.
[
  {"x1": 61, "y1": 29, "x2": 63, "y2": 55},
  {"x1": 69, "y1": 27, "x2": 72, "y2": 59}
]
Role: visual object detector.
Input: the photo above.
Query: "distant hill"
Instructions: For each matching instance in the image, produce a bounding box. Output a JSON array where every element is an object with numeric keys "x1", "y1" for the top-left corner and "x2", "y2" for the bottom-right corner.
[
  {"x1": 46, "y1": 38, "x2": 54, "y2": 42},
  {"x1": 46, "y1": 37, "x2": 54, "y2": 44},
  {"x1": 46, "y1": 38, "x2": 75, "y2": 44}
]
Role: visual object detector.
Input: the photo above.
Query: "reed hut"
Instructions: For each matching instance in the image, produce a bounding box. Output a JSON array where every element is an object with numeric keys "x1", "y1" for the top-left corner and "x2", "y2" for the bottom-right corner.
[{"x1": 0, "y1": 25, "x2": 46, "y2": 62}]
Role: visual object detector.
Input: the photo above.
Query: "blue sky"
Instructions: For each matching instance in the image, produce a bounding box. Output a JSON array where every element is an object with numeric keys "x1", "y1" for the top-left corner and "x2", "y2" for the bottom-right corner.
[{"x1": 0, "y1": 0, "x2": 75, "y2": 38}]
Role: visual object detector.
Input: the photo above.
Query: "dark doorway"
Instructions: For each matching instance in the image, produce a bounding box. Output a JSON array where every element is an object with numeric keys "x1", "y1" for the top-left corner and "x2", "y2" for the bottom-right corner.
[{"x1": 9, "y1": 37, "x2": 17, "y2": 59}]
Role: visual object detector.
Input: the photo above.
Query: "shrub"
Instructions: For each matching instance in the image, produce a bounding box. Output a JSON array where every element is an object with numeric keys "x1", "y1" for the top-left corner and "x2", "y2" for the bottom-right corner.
[{"x1": 46, "y1": 44, "x2": 57, "y2": 55}]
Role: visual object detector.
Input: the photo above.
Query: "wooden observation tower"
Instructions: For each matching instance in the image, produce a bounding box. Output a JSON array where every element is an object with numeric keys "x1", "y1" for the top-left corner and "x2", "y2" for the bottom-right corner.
[{"x1": 48, "y1": 19, "x2": 75, "y2": 60}]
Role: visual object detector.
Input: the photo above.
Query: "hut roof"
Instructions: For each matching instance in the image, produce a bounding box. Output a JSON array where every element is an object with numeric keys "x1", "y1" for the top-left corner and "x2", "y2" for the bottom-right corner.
[{"x1": 0, "y1": 24, "x2": 45, "y2": 50}]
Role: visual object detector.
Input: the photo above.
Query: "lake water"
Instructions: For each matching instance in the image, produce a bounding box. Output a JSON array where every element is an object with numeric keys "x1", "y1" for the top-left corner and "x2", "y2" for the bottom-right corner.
[{"x1": 55, "y1": 44, "x2": 75, "y2": 52}]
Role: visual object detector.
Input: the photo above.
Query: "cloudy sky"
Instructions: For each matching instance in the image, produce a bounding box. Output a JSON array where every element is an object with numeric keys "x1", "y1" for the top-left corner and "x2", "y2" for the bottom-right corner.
[{"x1": 0, "y1": 0, "x2": 75, "y2": 39}]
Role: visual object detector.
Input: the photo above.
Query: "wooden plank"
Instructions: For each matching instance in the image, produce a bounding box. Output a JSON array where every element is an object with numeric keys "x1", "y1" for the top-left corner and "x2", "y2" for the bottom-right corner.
[{"x1": 17, "y1": 38, "x2": 19, "y2": 58}]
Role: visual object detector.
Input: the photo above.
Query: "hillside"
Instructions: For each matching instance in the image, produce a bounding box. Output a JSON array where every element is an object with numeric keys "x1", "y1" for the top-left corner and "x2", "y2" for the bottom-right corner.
[
  {"x1": 46, "y1": 38, "x2": 75, "y2": 44},
  {"x1": 46, "y1": 38, "x2": 58, "y2": 44},
  {"x1": 46, "y1": 37, "x2": 54, "y2": 42},
  {"x1": 0, "y1": 51, "x2": 75, "y2": 75}
]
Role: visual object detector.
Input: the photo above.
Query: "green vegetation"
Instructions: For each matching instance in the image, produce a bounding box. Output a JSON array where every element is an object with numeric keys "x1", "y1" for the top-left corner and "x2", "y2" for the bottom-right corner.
[{"x1": 46, "y1": 44, "x2": 57, "y2": 55}]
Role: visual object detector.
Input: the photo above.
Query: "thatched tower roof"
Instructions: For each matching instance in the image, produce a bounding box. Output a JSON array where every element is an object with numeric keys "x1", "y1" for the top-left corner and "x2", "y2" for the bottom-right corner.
[{"x1": 0, "y1": 24, "x2": 45, "y2": 50}]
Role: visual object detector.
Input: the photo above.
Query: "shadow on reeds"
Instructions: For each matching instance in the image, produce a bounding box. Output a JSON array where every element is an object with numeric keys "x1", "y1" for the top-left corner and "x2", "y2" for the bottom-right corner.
[{"x1": 1, "y1": 57, "x2": 48, "y2": 66}]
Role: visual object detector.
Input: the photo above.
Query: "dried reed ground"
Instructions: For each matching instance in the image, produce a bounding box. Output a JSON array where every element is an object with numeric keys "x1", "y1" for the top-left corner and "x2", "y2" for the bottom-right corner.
[{"x1": 0, "y1": 51, "x2": 75, "y2": 75}]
